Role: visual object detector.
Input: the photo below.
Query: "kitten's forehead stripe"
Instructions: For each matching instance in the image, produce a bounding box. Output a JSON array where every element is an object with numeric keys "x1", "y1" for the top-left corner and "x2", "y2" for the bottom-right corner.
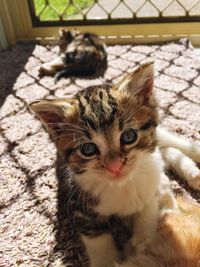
[
  {"x1": 76, "y1": 85, "x2": 118, "y2": 131},
  {"x1": 99, "y1": 91, "x2": 103, "y2": 100},
  {"x1": 76, "y1": 94, "x2": 85, "y2": 116}
]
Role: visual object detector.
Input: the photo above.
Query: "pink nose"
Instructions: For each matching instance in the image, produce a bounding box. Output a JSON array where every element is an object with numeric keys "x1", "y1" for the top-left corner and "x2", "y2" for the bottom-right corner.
[{"x1": 105, "y1": 160, "x2": 123, "y2": 175}]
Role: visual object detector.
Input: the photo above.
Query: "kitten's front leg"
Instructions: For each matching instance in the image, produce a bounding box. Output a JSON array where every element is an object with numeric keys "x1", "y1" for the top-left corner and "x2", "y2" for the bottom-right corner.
[
  {"x1": 158, "y1": 172, "x2": 178, "y2": 215},
  {"x1": 118, "y1": 196, "x2": 160, "y2": 267},
  {"x1": 81, "y1": 233, "x2": 118, "y2": 267},
  {"x1": 38, "y1": 56, "x2": 65, "y2": 76},
  {"x1": 121, "y1": 175, "x2": 176, "y2": 267},
  {"x1": 130, "y1": 195, "x2": 159, "y2": 253}
]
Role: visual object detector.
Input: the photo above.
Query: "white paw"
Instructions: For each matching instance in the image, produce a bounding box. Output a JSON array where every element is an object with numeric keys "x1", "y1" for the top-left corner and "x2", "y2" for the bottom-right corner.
[{"x1": 189, "y1": 172, "x2": 200, "y2": 191}]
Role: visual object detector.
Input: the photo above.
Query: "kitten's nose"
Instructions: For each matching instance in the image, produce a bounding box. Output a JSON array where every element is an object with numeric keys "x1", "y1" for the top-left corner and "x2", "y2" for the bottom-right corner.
[{"x1": 105, "y1": 160, "x2": 123, "y2": 175}]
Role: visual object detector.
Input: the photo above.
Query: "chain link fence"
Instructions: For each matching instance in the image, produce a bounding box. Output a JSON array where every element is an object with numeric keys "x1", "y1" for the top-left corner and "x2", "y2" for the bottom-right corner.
[{"x1": 28, "y1": 0, "x2": 200, "y2": 26}]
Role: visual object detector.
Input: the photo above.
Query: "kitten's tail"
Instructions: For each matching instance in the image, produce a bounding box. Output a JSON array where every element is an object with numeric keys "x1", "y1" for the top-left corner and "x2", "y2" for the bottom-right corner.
[
  {"x1": 54, "y1": 69, "x2": 69, "y2": 83},
  {"x1": 156, "y1": 126, "x2": 200, "y2": 162}
]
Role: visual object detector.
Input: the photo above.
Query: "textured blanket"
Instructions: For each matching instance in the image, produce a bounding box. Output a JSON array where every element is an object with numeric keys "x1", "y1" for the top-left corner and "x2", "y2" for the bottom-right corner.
[{"x1": 0, "y1": 38, "x2": 200, "y2": 266}]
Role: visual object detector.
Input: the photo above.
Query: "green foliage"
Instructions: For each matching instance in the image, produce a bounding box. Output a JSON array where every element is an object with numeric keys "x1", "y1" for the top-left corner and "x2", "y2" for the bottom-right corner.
[{"x1": 34, "y1": 0, "x2": 94, "y2": 20}]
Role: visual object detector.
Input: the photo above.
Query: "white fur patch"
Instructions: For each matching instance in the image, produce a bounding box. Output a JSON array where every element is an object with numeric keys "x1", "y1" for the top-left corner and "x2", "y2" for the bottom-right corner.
[
  {"x1": 76, "y1": 150, "x2": 163, "y2": 216},
  {"x1": 81, "y1": 234, "x2": 117, "y2": 267}
]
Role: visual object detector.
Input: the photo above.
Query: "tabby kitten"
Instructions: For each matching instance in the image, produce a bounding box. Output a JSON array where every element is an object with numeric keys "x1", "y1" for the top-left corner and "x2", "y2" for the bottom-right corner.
[
  {"x1": 38, "y1": 28, "x2": 107, "y2": 83},
  {"x1": 30, "y1": 63, "x2": 200, "y2": 267}
]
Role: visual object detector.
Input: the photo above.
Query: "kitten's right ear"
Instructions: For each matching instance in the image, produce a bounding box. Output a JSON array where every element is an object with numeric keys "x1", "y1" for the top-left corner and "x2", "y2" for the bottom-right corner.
[
  {"x1": 117, "y1": 63, "x2": 154, "y2": 101},
  {"x1": 59, "y1": 28, "x2": 72, "y2": 41},
  {"x1": 59, "y1": 28, "x2": 66, "y2": 37},
  {"x1": 29, "y1": 99, "x2": 74, "y2": 131}
]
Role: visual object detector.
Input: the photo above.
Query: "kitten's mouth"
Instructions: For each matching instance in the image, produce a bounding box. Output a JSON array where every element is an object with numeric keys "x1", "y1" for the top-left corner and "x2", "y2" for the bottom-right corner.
[
  {"x1": 106, "y1": 162, "x2": 135, "y2": 182},
  {"x1": 106, "y1": 167, "x2": 129, "y2": 182},
  {"x1": 110, "y1": 173, "x2": 125, "y2": 181},
  {"x1": 101, "y1": 158, "x2": 131, "y2": 181}
]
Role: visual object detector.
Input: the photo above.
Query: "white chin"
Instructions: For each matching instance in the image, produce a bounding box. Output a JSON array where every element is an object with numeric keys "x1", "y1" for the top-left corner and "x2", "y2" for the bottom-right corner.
[{"x1": 106, "y1": 171, "x2": 132, "y2": 185}]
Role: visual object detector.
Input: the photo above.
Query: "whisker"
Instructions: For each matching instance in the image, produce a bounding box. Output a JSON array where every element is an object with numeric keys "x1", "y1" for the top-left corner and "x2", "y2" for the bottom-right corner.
[
  {"x1": 50, "y1": 128, "x2": 84, "y2": 135},
  {"x1": 50, "y1": 134, "x2": 81, "y2": 145}
]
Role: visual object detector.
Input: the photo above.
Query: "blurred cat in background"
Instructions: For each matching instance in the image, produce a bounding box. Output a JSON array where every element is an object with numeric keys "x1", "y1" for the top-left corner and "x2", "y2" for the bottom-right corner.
[{"x1": 38, "y1": 28, "x2": 107, "y2": 83}]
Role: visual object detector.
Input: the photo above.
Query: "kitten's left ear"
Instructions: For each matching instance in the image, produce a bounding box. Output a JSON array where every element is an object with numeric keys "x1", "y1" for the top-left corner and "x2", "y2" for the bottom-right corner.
[
  {"x1": 117, "y1": 63, "x2": 154, "y2": 100},
  {"x1": 29, "y1": 99, "x2": 75, "y2": 133},
  {"x1": 59, "y1": 27, "x2": 65, "y2": 37},
  {"x1": 59, "y1": 28, "x2": 72, "y2": 40}
]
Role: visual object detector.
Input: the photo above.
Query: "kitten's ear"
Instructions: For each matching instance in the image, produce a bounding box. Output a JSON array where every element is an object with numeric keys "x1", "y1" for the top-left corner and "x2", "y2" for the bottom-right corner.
[
  {"x1": 29, "y1": 99, "x2": 74, "y2": 130},
  {"x1": 59, "y1": 28, "x2": 67, "y2": 37},
  {"x1": 117, "y1": 63, "x2": 154, "y2": 100},
  {"x1": 59, "y1": 28, "x2": 72, "y2": 39}
]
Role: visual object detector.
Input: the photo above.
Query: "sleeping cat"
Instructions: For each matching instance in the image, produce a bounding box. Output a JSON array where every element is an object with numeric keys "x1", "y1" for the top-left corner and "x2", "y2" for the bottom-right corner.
[
  {"x1": 30, "y1": 63, "x2": 200, "y2": 267},
  {"x1": 38, "y1": 28, "x2": 107, "y2": 83}
]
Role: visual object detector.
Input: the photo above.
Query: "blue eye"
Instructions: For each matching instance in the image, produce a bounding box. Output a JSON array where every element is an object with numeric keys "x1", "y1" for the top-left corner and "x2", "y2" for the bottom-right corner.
[
  {"x1": 80, "y1": 143, "x2": 98, "y2": 157},
  {"x1": 120, "y1": 129, "x2": 137, "y2": 145}
]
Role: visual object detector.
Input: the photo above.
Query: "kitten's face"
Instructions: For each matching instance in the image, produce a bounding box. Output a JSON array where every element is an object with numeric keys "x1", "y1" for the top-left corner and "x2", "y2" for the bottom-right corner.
[{"x1": 31, "y1": 63, "x2": 158, "y2": 184}]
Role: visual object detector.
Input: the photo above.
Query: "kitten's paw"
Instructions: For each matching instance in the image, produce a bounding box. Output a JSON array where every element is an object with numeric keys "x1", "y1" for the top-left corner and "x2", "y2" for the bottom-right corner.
[
  {"x1": 159, "y1": 207, "x2": 180, "y2": 219},
  {"x1": 189, "y1": 172, "x2": 200, "y2": 190},
  {"x1": 37, "y1": 64, "x2": 55, "y2": 77}
]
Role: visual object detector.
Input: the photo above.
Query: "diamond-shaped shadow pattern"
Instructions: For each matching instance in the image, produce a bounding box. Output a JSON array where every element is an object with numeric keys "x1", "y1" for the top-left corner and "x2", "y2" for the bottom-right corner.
[{"x1": 31, "y1": 0, "x2": 200, "y2": 24}]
